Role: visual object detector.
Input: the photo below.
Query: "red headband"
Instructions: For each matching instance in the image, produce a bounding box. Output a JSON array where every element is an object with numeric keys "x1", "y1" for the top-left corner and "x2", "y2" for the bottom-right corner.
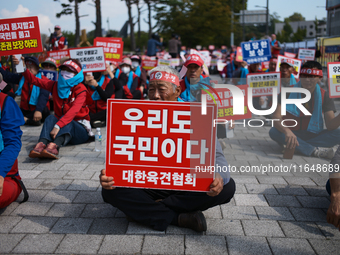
[
  {"x1": 63, "y1": 60, "x2": 81, "y2": 73},
  {"x1": 45, "y1": 57, "x2": 57, "y2": 65},
  {"x1": 150, "y1": 71, "x2": 179, "y2": 86},
  {"x1": 300, "y1": 68, "x2": 323, "y2": 77}
]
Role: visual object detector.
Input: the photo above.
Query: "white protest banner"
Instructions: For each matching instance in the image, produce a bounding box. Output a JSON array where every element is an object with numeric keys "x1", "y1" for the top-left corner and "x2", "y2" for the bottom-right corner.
[
  {"x1": 328, "y1": 62, "x2": 340, "y2": 98},
  {"x1": 69, "y1": 46, "x2": 106, "y2": 72},
  {"x1": 247, "y1": 72, "x2": 281, "y2": 97},
  {"x1": 276, "y1": 55, "x2": 302, "y2": 79},
  {"x1": 210, "y1": 58, "x2": 218, "y2": 67},
  {"x1": 217, "y1": 61, "x2": 226, "y2": 71},
  {"x1": 170, "y1": 58, "x2": 180, "y2": 67},
  {"x1": 298, "y1": 49, "x2": 316, "y2": 61},
  {"x1": 284, "y1": 52, "x2": 296, "y2": 58},
  {"x1": 212, "y1": 50, "x2": 222, "y2": 59},
  {"x1": 158, "y1": 59, "x2": 171, "y2": 66}
]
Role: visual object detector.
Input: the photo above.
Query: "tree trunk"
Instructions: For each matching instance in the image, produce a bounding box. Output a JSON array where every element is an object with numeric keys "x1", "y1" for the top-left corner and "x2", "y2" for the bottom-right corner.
[
  {"x1": 126, "y1": 0, "x2": 136, "y2": 51},
  {"x1": 136, "y1": 0, "x2": 141, "y2": 41},
  {"x1": 146, "y1": 1, "x2": 152, "y2": 38},
  {"x1": 74, "y1": 0, "x2": 80, "y2": 46},
  {"x1": 95, "y1": 0, "x2": 102, "y2": 37}
]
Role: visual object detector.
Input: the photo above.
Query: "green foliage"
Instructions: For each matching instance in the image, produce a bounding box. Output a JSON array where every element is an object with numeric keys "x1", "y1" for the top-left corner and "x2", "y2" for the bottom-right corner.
[
  {"x1": 288, "y1": 12, "x2": 305, "y2": 22},
  {"x1": 124, "y1": 31, "x2": 150, "y2": 52},
  {"x1": 54, "y1": 0, "x2": 87, "y2": 18},
  {"x1": 63, "y1": 31, "x2": 75, "y2": 47}
]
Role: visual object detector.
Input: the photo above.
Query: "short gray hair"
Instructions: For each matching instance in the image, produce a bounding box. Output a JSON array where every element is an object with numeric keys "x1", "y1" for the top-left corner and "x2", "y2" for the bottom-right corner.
[{"x1": 149, "y1": 66, "x2": 180, "y2": 93}]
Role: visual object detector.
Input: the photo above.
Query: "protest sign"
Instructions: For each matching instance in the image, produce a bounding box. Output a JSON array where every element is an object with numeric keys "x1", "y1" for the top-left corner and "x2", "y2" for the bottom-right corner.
[
  {"x1": 235, "y1": 47, "x2": 243, "y2": 62},
  {"x1": 284, "y1": 52, "x2": 296, "y2": 58},
  {"x1": 210, "y1": 58, "x2": 218, "y2": 67},
  {"x1": 327, "y1": 62, "x2": 340, "y2": 98},
  {"x1": 298, "y1": 48, "x2": 316, "y2": 61},
  {"x1": 247, "y1": 72, "x2": 281, "y2": 97},
  {"x1": 141, "y1": 56, "x2": 158, "y2": 70},
  {"x1": 94, "y1": 37, "x2": 124, "y2": 62},
  {"x1": 106, "y1": 99, "x2": 217, "y2": 191},
  {"x1": 217, "y1": 61, "x2": 227, "y2": 71},
  {"x1": 241, "y1": 39, "x2": 271, "y2": 64},
  {"x1": 276, "y1": 55, "x2": 302, "y2": 79},
  {"x1": 209, "y1": 45, "x2": 215, "y2": 50},
  {"x1": 41, "y1": 70, "x2": 58, "y2": 81},
  {"x1": 212, "y1": 50, "x2": 222, "y2": 59},
  {"x1": 69, "y1": 46, "x2": 106, "y2": 72},
  {"x1": 47, "y1": 49, "x2": 70, "y2": 66},
  {"x1": 158, "y1": 59, "x2": 171, "y2": 66},
  {"x1": 261, "y1": 61, "x2": 270, "y2": 71},
  {"x1": 205, "y1": 84, "x2": 251, "y2": 121},
  {"x1": 170, "y1": 58, "x2": 180, "y2": 67},
  {"x1": 190, "y1": 49, "x2": 210, "y2": 74},
  {"x1": 0, "y1": 16, "x2": 43, "y2": 56}
]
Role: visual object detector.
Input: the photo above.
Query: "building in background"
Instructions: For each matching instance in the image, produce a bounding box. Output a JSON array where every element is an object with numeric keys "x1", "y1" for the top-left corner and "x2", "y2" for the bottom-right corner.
[
  {"x1": 327, "y1": 0, "x2": 340, "y2": 36},
  {"x1": 275, "y1": 20, "x2": 327, "y2": 39}
]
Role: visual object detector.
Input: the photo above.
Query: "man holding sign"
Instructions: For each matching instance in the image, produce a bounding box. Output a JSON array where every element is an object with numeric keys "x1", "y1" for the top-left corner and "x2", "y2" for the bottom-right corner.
[
  {"x1": 270, "y1": 61, "x2": 340, "y2": 159},
  {"x1": 100, "y1": 66, "x2": 235, "y2": 232}
]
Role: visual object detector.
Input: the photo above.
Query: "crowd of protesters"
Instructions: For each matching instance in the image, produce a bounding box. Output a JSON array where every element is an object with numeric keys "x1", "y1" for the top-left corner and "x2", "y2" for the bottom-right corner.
[{"x1": 1, "y1": 27, "x2": 340, "y2": 233}]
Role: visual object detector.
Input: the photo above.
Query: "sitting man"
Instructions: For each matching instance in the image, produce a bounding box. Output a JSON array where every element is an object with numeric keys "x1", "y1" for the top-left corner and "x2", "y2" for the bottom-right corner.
[
  {"x1": 0, "y1": 88, "x2": 28, "y2": 208},
  {"x1": 99, "y1": 66, "x2": 235, "y2": 232},
  {"x1": 269, "y1": 61, "x2": 340, "y2": 159}
]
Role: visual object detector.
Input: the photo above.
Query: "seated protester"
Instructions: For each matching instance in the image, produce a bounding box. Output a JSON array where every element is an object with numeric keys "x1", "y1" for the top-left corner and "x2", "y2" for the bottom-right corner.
[
  {"x1": 269, "y1": 61, "x2": 340, "y2": 159},
  {"x1": 130, "y1": 55, "x2": 148, "y2": 91},
  {"x1": 41, "y1": 57, "x2": 58, "y2": 112},
  {"x1": 0, "y1": 91, "x2": 28, "y2": 208},
  {"x1": 24, "y1": 59, "x2": 91, "y2": 159},
  {"x1": 0, "y1": 57, "x2": 50, "y2": 126},
  {"x1": 99, "y1": 66, "x2": 235, "y2": 232},
  {"x1": 280, "y1": 58, "x2": 298, "y2": 87},
  {"x1": 119, "y1": 58, "x2": 143, "y2": 99},
  {"x1": 84, "y1": 64, "x2": 123, "y2": 128},
  {"x1": 326, "y1": 152, "x2": 340, "y2": 230}
]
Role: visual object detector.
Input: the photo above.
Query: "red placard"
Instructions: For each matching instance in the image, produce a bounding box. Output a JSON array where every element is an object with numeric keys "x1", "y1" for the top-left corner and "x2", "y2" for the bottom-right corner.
[
  {"x1": 106, "y1": 100, "x2": 217, "y2": 192},
  {"x1": 284, "y1": 52, "x2": 296, "y2": 58},
  {"x1": 0, "y1": 16, "x2": 43, "y2": 56},
  {"x1": 93, "y1": 37, "x2": 124, "y2": 62},
  {"x1": 47, "y1": 49, "x2": 70, "y2": 66},
  {"x1": 141, "y1": 55, "x2": 158, "y2": 70},
  {"x1": 261, "y1": 61, "x2": 270, "y2": 71},
  {"x1": 205, "y1": 85, "x2": 252, "y2": 121}
]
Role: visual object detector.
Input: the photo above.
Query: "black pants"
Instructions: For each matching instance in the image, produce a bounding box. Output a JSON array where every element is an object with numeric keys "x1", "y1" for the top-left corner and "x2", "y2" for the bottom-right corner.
[
  {"x1": 169, "y1": 53, "x2": 177, "y2": 58},
  {"x1": 21, "y1": 107, "x2": 50, "y2": 122},
  {"x1": 102, "y1": 178, "x2": 235, "y2": 231},
  {"x1": 89, "y1": 110, "x2": 106, "y2": 126}
]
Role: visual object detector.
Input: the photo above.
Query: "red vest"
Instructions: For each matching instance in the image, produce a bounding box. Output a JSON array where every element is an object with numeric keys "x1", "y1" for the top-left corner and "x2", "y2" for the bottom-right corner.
[
  {"x1": 20, "y1": 75, "x2": 50, "y2": 111},
  {"x1": 271, "y1": 40, "x2": 280, "y2": 56},
  {"x1": 86, "y1": 76, "x2": 111, "y2": 113},
  {"x1": 283, "y1": 88, "x2": 326, "y2": 131},
  {"x1": 0, "y1": 93, "x2": 20, "y2": 178},
  {"x1": 51, "y1": 36, "x2": 66, "y2": 51},
  {"x1": 51, "y1": 82, "x2": 90, "y2": 121}
]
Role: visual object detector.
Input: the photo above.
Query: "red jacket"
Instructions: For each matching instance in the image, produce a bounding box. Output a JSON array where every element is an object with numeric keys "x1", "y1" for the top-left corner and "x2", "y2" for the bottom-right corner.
[
  {"x1": 51, "y1": 36, "x2": 66, "y2": 51},
  {"x1": 19, "y1": 75, "x2": 50, "y2": 112},
  {"x1": 283, "y1": 87, "x2": 326, "y2": 131},
  {"x1": 86, "y1": 76, "x2": 111, "y2": 113},
  {"x1": 23, "y1": 69, "x2": 89, "y2": 128}
]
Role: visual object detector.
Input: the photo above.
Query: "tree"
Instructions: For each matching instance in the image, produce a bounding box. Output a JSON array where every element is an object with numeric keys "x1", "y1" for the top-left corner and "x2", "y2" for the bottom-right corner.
[
  {"x1": 143, "y1": 0, "x2": 160, "y2": 38},
  {"x1": 288, "y1": 12, "x2": 305, "y2": 22},
  {"x1": 54, "y1": 0, "x2": 87, "y2": 46},
  {"x1": 122, "y1": 0, "x2": 136, "y2": 51},
  {"x1": 94, "y1": 0, "x2": 102, "y2": 37}
]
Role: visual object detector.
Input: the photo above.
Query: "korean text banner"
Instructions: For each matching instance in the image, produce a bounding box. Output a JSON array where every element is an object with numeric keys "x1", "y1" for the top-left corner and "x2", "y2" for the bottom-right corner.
[
  {"x1": 94, "y1": 37, "x2": 124, "y2": 62},
  {"x1": 205, "y1": 85, "x2": 252, "y2": 121},
  {"x1": 0, "y1": 16, "x2": 43, "y2": 56},
  {"x1": 106, "y1": 100, "x2": 217, "y2": 192},
  {"x1": 47, "y1": 49, "x2": 70, "y2": 66},
  {"x1": 276, "y1": 55, "x2": 302, "y2": 79},
  {"x1": 247, "y1": 72, "x2": 281, "y2": 97},
  {"x1": 241, "y1": 39, "x2": 271, "y2": 64},
  {"x1": 69, "y1": 46, "x2": 106, "y2": 72},
  {"x1": 328, "y1": 62, "x2": 340, "y2": 98},
  {"x1": 298, "y1": 49, "x2": 316, "y2": 61}
]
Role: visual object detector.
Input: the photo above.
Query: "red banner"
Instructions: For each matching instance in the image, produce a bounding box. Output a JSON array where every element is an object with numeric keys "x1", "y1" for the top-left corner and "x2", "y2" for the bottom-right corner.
[
  {"x1": 47, "y1": 49, "x2": 70, "y2": 66},
  {"x1": 206, "y1": 85, "x2": 252, "y2": 120},
  {"x1": 94, "y1": 37, "x2": 124, "y2": 62},
  {"x1": 106, "y1": 100, "x2": 217, "y2": 192},
  {"x1": 141, "y1": 55, "x2": 158, "y2": 70},
  {"x1": 0, "y1": 16, "x2": 43, "y2": 56}
]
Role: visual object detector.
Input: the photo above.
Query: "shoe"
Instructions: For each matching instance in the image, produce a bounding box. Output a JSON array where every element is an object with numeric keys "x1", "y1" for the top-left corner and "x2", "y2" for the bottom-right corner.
[
  {"x1": 25, "y1": 119, "x2": 42, "y2": 126},
  {"x1": 92, "y1": 120, "x2": 106, "y2": 128},
  {"x1": 28, "y1": 142, "x2": 46, "y2": 158},
  {"x1": 40, "y1": 142, "x2": 59, "y2": 159},
  {"x1": 312, "y1": 147, "x2": 335, "y2": 159},
  {"x1": 178, "y1": 210, "x2": 207, "y2": 232},
  {"x1": 218, "y1": 138, "x2": 227, "y2": 150}
]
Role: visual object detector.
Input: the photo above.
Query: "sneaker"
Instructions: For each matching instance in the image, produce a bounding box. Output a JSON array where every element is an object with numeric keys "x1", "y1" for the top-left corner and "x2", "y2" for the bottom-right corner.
[
  {"x1": 28, "y1": 142, "x2": 46, "y2": 158},
  {"x1": 312, "y1": 147, "x2": 335, "y2": 159},
  {"x1": 178, "y1": 210, "x2": 207, "y2": 232},
  {"x1": 40, "y1": 142, "x2": 59, "y2": 159},
  {"x1": 92, "y1": 120, "x2": 106, "y2": 128}
]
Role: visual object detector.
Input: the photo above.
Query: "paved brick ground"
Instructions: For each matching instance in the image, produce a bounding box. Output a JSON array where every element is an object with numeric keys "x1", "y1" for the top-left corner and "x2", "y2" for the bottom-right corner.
[{"x1": 1, "y1": 77, "x2": 339, "y2": 254}]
